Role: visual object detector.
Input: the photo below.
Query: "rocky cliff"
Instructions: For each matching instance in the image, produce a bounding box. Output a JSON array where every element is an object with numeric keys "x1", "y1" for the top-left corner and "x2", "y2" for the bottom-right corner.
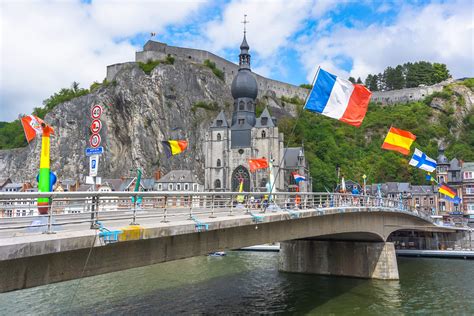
[{"x1": 0, "y1": 59, "x2": 295, "y2": 182}]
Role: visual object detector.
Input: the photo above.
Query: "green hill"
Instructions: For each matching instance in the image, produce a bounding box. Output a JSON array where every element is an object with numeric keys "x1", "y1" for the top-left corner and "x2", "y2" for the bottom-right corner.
[{"x1": 278, "y1": 81, "x2": 474, "y2": 191}]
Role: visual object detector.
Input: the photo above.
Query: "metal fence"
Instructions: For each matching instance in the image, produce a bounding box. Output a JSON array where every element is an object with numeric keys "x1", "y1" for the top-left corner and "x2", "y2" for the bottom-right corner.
[{"x1": 0, "y1": 191, "x2": 432, "y2": 234}]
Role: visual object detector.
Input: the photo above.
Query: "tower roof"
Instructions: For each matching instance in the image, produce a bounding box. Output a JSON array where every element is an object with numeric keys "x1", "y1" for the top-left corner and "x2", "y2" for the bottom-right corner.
[
  {"x1": 240, "y1": 34, "x2": 249, "y2": 52},
  {"x1": 211, "y1": 110, "x2": 229, "y2": 128},
  {"x1": 255, "y1": 107, "x2": 275, "y2": 127}
]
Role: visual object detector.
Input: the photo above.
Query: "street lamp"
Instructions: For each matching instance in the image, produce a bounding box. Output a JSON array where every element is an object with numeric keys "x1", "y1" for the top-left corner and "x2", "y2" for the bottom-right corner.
[{"x1": 362, "y1": 174, "x2": 367, "y2": 195}]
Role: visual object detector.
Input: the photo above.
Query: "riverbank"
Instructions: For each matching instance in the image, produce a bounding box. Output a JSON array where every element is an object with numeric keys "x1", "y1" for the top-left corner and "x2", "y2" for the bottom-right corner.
[{"x1": 238, "y1": 244, "x2": 474, "y2": 259}]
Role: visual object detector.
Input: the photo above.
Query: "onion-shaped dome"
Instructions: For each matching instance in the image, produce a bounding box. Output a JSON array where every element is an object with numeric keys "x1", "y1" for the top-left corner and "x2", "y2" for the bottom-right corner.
[{"x1": 231, "y1": 70, "x2": 258, "y2": 100}]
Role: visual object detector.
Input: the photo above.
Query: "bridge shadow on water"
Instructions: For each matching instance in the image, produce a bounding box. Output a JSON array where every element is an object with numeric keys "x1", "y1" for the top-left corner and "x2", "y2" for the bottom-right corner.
[{"x1": 60, "y1": 252, "x2": 403, "y2": 315}]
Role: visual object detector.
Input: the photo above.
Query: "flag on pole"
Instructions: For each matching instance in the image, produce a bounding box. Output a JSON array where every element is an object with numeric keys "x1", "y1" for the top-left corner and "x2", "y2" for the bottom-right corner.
[
  {"x1": 236, "y1": 178, "x2": 245, "y2": 203},
  {"x1": 21, "y1": 115, "x2": 51, "y2": 142},
  {"x1": 439, "y1": 183, "x2": 457, "y2": 199},
  {"x1": 381, "y1": 127, "x2": 416, "y2": 155},
  {"x1": 304, "y1": 68, "x2": 372, "y2": 127},
  {"x1": 293, "y1": 173, "x2": 306, "y2": 183},
  {"x1": 248, "y1": 158, "x2": 269, "y2": 172},
  {"x1": 409, "y1": 148, "x2": 437, "y2": 172},
  {"x1": 162, "y1": 140, "x2": 188, "y2": 158},
  {"x1": 441, "y1": 195, "x2": 462, "y2": 204},
  {"x1": 425, "y1": 173, "x2": 436, "y2": 182}
]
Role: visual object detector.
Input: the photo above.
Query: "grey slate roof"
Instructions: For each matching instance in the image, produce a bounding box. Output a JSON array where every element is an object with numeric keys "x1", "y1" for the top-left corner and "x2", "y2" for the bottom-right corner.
[
  {"x1": 255, "y1": 107, "x2": 275, "y2": 128},
  {"x1": 210, "y1": 111, "x2": 229, "y2": 128},
  {"x1": 157, "y1": 170, "x2": 201, "y2": 184},
  {"x1": 284, "y1": 147, "x2": 303, "y2": 168},
  {"x1": 461, "y1": 162, "x2": 474, "y2": 172}
]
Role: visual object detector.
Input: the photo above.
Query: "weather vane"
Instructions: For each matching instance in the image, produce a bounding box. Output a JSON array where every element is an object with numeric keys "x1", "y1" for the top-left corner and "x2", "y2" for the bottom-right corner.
[{"x1": 241, "y1": 14, "x2": 249, "y2": 34}]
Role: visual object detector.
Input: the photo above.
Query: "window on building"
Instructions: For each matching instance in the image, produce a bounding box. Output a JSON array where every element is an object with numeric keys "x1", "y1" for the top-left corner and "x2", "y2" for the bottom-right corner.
[
  {"x1": 239, "y1": 101, "x2": 245, "y2": 110},
  {"x1": 430, "y1": 198, "x2": 434, "y2": 205},
  {"x1": 238, "y1": 119, "x2": 245, "y2": 125},
  {"x1": 193, "y1": 184, "x2": 198, "y2": 191},
  {"x1": 157, "y1": 184, "x2": 162, "y2": 190},
  {"x1": 217, "y1": 133, "x2": 221, "y2": 141},
  {"x1": 168, "y1": 183, "x2": 173, "y2": 191},
  {"x1": 466, "y1": 186, "x2": 474, "y2": 194},
  {"x1": 247, "y1": 101, "x2": 253, "y2": 111},
  {"x1": 261, "y1": 130, "x2": 266, "y2": 138},
  {"x1": 467, "y1": 204, "x2": 474, "y2": 211},
  {"x1": 214, "y1": 179, "x2": 221, "y2": 189},
  {"x1": 177, "y1": 184, "x2": 181, "y2": 191},
  {"x1": 464, "y1": 171, "x2": 473, "y2": 179},
  {"x1": 184, "y1": 184, "x2": 189, "y2": 191},
  {"x1": 415, "y1": 198, "x2": 420, "y2": 205},
  {"x1": 216, "y1": 120, "x2": 223, "y2": 127},
  {"x1": 217, "y1": 159, "x2": 221, "y2": 167},
  {"x1": 261, "y1": 117, "x2": 268, "y2": 126}
]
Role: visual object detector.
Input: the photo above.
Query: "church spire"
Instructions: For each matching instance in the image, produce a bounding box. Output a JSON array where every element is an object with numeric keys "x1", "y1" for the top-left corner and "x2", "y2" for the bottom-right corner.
[{"x1": 239, "y1": 14, "x2": 250, "y2": 69}]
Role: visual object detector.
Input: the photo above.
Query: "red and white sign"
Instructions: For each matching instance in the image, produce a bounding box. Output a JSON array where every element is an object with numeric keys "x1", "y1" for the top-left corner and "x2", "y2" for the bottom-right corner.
[
  {"x1": 91, "y1": 105, "x2": 103, "y2": 119},
  {"x1": 90, "y1": 119, "x2": 102, "y2": 134},
  {"x1": 89, "y1": 134, "x2": 101, "y2": 148}
]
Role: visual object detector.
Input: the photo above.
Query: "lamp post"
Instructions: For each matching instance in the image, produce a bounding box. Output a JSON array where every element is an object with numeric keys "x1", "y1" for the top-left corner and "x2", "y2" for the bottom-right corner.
[{"x1": 362, "y1": 174, "x2": 367, "y2": 195}]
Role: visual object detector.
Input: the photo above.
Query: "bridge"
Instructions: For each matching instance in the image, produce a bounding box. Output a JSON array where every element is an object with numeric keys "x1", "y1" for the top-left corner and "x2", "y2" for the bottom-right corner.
[{"x1": 0, "y1": 191, "x2": 461, "y2": 293}]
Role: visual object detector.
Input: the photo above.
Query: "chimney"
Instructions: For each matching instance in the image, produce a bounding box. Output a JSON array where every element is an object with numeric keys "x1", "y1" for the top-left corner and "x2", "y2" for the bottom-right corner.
[{"x1": 154, "y1": 169, "x2": 162, "y2": 181}]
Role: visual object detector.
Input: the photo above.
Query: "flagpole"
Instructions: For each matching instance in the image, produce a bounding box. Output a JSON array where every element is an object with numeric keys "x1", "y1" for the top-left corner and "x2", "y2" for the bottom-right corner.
[{"x1": 265, "y1": 65, "x2": 322, "y2": 210}]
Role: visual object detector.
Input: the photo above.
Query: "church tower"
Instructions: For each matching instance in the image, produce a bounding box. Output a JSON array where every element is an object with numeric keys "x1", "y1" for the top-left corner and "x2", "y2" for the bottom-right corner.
[{"x1": 230, "y1": 29, "x2": 258, "y2": 148}]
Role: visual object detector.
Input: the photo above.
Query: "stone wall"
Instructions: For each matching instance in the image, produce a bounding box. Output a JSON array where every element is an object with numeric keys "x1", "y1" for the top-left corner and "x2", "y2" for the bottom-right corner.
[
  {"x1": 372, "y1": 80, "x2": 453, "y2": 105},
  {"x1": 107, "y1": 41, "x2": 308, "y2": 100}
]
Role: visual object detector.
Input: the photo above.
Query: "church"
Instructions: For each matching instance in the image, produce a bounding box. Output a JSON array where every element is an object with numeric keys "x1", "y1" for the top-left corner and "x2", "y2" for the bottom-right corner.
[{"x1": 203, "y1": 32, "x2": 311, "y2": 193}]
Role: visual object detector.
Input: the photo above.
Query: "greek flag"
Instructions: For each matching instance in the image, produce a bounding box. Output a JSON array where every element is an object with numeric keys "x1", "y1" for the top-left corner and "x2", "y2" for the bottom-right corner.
[{"x1": 409, "y1": 148, "x2": 437, "y2": 172}]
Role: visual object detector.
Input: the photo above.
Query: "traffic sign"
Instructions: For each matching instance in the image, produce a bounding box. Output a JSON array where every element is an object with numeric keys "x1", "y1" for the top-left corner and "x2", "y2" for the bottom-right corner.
[
  {"x1": 85, "y1": 146, "x2": 103, "y2": 156},
  {"x1": 91, "y1": 105, "x2": 103, "y2": 119},
  {"x1": 89, "y1": 155, "x2": 99, "y2": 177},
  {"x1": 90, "y1": 119, "x2": 102, "y2": 134},
  {"x1": 89, "y1": 134, "x2": 101, "y2": 148}
]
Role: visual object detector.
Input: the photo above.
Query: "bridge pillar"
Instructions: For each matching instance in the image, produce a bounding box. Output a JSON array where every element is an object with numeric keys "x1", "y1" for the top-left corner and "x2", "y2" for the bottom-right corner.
[{"x1": 279, "y1": 240, "x2": 399, "y2": 280}]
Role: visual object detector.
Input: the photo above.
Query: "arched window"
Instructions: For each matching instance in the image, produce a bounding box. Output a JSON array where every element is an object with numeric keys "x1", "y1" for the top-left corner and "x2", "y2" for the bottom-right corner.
[
  {"x1": 231, "y1": 166, "x2": 250, "y2": 192},
  {"x1": 247, "y1": 101, "x2": 253, "y2": 111},
  {"x1": 214, "y1": 179, "x2": 221, "y2": 189},
  {"x1": 217, "y1": 159, "x2": 221, "y2": 167},
  {"x1": 217, "y1": 133, "x2": 221, "y2": 141},
  {"x1": 261, "y1": 130, "x2": 266, "y2": 138},
  {"x1": 239, "y1": 101, "x2": 245, "y2": 110}
]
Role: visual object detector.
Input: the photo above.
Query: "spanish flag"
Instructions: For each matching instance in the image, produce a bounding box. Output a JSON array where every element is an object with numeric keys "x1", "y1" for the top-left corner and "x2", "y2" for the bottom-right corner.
[
  {"x1": 439, "y1": 183, "x2": 457, "y2": 199},
  {"x1": 162, "y1": 140, "x2": 188, "y2": 158},
  {"x1": 381, "y1": 127, "x2": 416, "y2": 155}
]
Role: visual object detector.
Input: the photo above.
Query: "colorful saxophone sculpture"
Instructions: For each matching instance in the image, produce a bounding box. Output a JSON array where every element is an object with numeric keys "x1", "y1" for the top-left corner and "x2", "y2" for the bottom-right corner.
[{"x1": 21, "y1": 115, "x2": 55, "y2": 214}]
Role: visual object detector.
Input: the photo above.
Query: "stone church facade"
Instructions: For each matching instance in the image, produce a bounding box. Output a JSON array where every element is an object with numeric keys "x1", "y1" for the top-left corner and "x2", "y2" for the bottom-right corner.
[{"x1": 204, "y1": 34, "x2": 311, "y2": 193}]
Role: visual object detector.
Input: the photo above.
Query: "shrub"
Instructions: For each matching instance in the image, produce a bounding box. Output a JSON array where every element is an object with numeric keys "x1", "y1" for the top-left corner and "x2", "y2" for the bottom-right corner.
[
  {"x1": 203, "y1": 59, "x2": 225, "y2": 81},
  {"x1": 281, "y1": 95, "x2": 305, "y2": 105},
  {"x1": 192, "y1": 101, "x2": 219, "y2": 111},
  {"x1": 138, "y1": 60, "x2": 161, "y2": 75}
]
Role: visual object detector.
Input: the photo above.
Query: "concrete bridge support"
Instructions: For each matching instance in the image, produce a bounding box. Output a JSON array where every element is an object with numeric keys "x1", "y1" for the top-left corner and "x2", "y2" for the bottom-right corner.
[{"x1": 279, "y1": 240, "x2": 399, "y2": 280}]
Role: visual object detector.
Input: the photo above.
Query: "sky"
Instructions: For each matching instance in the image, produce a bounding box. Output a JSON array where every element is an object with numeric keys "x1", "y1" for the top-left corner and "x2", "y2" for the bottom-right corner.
[{"x1": 1, "y1": 0, "x2": 473, "y2": 121}]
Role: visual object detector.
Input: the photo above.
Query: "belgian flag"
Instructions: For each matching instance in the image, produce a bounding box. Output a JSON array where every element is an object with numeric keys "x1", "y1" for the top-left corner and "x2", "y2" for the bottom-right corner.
[{"x1": 162, "y1": 140, "x2": 188, "y2": 158}]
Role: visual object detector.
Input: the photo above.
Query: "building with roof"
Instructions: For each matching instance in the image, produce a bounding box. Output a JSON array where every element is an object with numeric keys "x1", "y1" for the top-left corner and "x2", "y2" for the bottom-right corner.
[
  {"x1": 436, "y1": 147, "x2": 463, "y2": 215},
  {"x1": 203, "y1": 31, "x2": 310, "y2": 193},
  {"x1": 155, "y1": 170, "x2": 202, "y2": 192},
  {"x1": 461, "y1": 162, "x2": 474, "y2": 226}
]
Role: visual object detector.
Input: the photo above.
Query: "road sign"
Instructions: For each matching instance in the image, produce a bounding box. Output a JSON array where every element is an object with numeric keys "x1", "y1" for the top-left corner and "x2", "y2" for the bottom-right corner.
[
  {"x1": 90, "y1": 119, "x2": 102, "y2": 134},
  {"x1": 85, "y1": 146, "x2": 103, "y2": 156},
  {"x1": 91, "y1": 105, "x2": 103, "y2": 119},
  {"x1": 89, "y1": 134, "x2": 101, "y2": 148},
  {"x1": 89, "y1": 155, "x2": 99, "y2": 177}
]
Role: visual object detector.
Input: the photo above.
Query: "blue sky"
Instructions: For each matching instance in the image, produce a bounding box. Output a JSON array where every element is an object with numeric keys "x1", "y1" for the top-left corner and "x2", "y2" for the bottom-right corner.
[{"x1": 1, "y1": 0, "x2": 473, "y2": 121}]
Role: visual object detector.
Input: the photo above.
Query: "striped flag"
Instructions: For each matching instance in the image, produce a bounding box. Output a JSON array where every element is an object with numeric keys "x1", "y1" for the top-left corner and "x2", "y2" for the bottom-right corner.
[
  {"x1": 381, "y1": 127, "x2": 416, "y2": 155},
  {"x1": 304, "y1": 68, "x2": 372, "y2": 127},
  {"x1": 439, "y1": 183, "x2": 457, "y2": 199},
  {"x1": 162, "y1": 140, "x2": 188, "y2": 158},
  {"x1": 409, "y1": 148, "x2": 437, "y2": 172},
  {"x1": 293, "y1": 173, "x2": 306, "y2": 183}
]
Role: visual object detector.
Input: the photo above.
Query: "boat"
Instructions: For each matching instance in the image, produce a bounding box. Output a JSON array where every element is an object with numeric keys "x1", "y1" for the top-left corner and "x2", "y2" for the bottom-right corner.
[{"x1": 208, "y1": 251, "x2": 226, "y2": 257}]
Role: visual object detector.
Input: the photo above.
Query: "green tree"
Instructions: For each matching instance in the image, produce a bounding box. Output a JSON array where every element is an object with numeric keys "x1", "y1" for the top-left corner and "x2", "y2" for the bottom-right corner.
[
  {"x1": 348, "y1": 77, "x2": 356, "y2": 83},
  {"x1": 432, "y1": 63, "x2": 450, "y2": 83},
  {"x1": 356, "y1": 77, "x2": 363, "y2": 84}
]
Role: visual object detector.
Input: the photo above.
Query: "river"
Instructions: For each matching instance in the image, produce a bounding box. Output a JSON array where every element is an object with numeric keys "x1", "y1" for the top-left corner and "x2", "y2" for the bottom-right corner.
[{"x1": 0, "y1": 252, "x2": 472, "y2": 315}]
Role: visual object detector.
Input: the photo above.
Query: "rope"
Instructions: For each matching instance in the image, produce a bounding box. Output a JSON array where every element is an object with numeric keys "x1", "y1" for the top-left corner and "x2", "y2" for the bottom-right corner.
[{"x1": 67, "y1": 231, "x2": 98, "y2": 311}]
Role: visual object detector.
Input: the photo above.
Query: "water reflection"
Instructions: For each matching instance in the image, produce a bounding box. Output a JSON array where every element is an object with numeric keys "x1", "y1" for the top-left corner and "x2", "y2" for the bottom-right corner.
[{"x1": 0, "y1": 253, "x2": 472, "y2": 315}]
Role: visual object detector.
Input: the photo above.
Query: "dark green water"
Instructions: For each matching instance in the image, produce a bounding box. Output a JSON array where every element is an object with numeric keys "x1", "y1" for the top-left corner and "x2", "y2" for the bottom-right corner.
[{"x1": 0, "y1": 252, "x2": 472, "y2": 315}]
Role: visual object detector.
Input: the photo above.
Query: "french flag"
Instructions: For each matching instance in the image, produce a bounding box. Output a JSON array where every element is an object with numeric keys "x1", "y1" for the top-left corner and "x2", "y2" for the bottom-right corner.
[{"x1": 304, "y1": 68, "x2": 372, "y2": 127}]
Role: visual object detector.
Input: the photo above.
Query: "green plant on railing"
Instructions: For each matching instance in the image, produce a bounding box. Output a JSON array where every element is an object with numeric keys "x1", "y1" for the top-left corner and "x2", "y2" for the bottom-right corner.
[{"x1": 203, "y1": 59, "x2": 225, "y2": 81}]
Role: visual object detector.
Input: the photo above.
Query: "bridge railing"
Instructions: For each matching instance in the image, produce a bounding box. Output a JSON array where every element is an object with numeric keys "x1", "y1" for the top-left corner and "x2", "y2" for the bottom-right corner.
[{"x1": 0, "y1": 191, "x2": 431, "y2": 233}]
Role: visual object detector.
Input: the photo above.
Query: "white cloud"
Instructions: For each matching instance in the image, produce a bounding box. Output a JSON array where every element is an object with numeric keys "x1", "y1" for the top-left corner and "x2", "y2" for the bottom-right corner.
[
  {"x1": 0, "y1": 0, "x2": 206, "y2": 121},
  {"x1": 296, "y1": 0, "x2": 474, "y2": 83}
]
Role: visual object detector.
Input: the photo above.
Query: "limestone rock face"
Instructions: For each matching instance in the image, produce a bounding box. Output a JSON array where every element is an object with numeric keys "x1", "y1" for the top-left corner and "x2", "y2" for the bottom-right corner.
[{"x1": 0, "y1": 60, "x2": 297, "y2": 182}]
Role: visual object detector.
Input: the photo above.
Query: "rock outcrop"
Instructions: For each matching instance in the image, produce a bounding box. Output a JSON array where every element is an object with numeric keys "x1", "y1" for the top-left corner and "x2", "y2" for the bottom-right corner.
[{"x1": 0, "y1": 59, "x2": 295, "y2": 181}]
